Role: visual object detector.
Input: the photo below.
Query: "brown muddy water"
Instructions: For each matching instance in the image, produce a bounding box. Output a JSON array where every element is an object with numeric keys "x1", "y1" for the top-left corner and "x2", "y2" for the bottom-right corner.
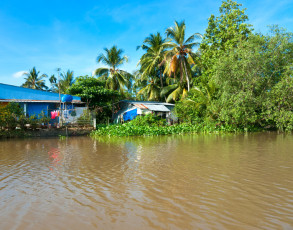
[{"x1": 0, "y1": 133, "x2": 293, "y2": 230}]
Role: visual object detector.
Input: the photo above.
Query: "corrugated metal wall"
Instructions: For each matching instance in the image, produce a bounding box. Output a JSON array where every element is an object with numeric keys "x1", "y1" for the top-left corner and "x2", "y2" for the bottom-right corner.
[{"x1": 27, "y1": 103, "x2": 50, "y2": 116}]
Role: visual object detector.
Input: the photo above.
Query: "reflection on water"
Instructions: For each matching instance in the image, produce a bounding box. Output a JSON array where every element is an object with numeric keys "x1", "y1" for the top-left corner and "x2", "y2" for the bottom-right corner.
[
  {"x1": 1, "y1": 133, "x2": 293, "y2": 229},
  {"x1": 48, "y1": 148, "x2": 62, "y2": 172}
]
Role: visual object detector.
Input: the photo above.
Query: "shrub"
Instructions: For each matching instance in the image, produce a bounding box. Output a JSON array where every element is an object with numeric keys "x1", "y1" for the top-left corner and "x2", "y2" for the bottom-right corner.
[
  {"x1": 0, "y1": 103, "x2": 23, "y2": 130},
  {"x1": 27, "y1": 115, "x2": 38, "y2": 130},
  {"x1": 130, "y1": 114, "x2": 167, "y2": 127},
  {"x1": 38, "y1": 111, "x2": 51, "y2": 125}
]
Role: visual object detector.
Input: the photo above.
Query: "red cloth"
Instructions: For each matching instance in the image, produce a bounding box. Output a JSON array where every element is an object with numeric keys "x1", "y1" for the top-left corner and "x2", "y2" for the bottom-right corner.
[
  {"x1": 51, "y1": 110, "x2": 59, "y2": 119},
  {"x1": 51, "y1": 111, "x2": 56, "y2": 119}
]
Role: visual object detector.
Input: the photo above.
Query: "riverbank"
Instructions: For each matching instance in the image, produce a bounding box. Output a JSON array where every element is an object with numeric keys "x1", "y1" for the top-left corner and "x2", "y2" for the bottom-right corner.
[
  {"x1": 90, "y1": 122, "x2": 266, "y2": 137},
  {"x1": 0, "y1": 127, "x2": 94, "y2": 139}
]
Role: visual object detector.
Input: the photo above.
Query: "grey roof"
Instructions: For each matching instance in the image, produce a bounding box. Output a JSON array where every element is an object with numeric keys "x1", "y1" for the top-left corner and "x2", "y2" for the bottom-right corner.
[
  {"x1": 121, "y1": 100, "x2": 175, "y2": 106},
  {"x1": 144, "y1": 104, "x2": 170, "y2": 112}
]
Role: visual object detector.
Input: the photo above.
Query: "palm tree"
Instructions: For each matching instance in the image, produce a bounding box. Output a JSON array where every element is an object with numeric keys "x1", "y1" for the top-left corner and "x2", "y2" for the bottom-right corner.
[
  {"x1": 165, "y1": 20, "x2": 202, "y2": 92},
  {"x1": 137, "y1": 32, "x2": 168, "y2": 89},
  {"x1": 22, "y1": 67, "x2": 48, "y2": 90},
  {"x1": 94, "y1": 46, "x2": 132, "y2": 93},
  {"x1": 182, "y1": 80, "x2": 217, "y2": 118},
  {"x1": 136, "y1": 72, "x2": 161, "y2": 101},
  {"x1": 59, "y1": 70, "x2": 75, "y2": 93},
  {"x1": 49, "y1": 74, "x2": 58, "y2": 92},
  {"x1": 160, "y1": 79, "x2": 188, "y2": 103}
]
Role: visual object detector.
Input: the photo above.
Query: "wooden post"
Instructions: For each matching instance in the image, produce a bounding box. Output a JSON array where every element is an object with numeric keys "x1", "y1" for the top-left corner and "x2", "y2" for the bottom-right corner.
[{"x1": 93, "y1": 114, "x2": 96, "y2": 129}]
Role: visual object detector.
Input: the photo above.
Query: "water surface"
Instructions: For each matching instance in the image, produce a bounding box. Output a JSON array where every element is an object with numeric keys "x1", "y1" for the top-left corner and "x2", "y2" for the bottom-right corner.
[{"x1": 1, "y1": 133, "x2": 293, "y2": 229}]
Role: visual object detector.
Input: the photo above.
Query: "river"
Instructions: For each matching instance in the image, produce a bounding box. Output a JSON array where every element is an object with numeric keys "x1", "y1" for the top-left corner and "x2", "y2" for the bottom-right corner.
[{"x1": 1, "y1": 133, "x2": 293, "y2": 229}]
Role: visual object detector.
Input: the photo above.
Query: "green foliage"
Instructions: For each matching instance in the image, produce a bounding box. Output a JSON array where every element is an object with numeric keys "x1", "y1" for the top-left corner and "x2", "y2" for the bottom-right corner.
[
  {"x1": 263, "y1": 65, "x2": 293, "y2": 131},
  {"x1": 27, "y1": 115, "x2": 38, "y2": 130},
  {"x1": 137, "y1": 77, "x2": 161, "y2": 101},
  {"x1": 68, "y1": 76, "x2": 123, "y2": 123},
  {"x1": 91, "y1": 116, "x2": 257, "y2": 137},
  {"x1": 212, "y1": 29, "x2": 293, "y2": 129},
  {"x1": 68, "y1": 76, "x2": 121, "y2": 107},
  {"x1": 0, "y1": 103, "x2": 23, "y2": 129},
  {"x1": 130, "y1": 114, "x2": 167, "y2": 127},
  {"x1": 38, "y1": 111, "x2": 51, "y2": 124},
  {"x1": 174, "y1": 80, "x2": 217, "y2": 123},
  {"x1": 161, "y1": 82, "x2": 188, "y2": 103},
  {"x1": 200, "y1": 0, "x2": 252, "y2": 80},
  {"x1": 0, "y1": 103, "x2": 51, "y2": 130},
  {"x1": 175, "y1": 23, "x2": 293, "y2": 132},
  {"x1": 18, "y1": 114, "x2": 28, "y2": 129}
]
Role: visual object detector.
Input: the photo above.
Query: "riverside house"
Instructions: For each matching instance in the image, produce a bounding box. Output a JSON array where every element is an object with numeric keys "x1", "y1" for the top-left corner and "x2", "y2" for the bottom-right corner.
[
  {"x1": 0, "y1": 83, "x2": 83, "y2": 118},
  {"x1": 113, "y1": 100, "x2": 176, "y2": 124}
]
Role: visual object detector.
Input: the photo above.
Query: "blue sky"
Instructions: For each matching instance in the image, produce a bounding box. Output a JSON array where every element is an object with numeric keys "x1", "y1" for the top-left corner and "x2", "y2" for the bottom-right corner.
[{"x1": 0, "y1": 0, "x2": 292, "y2": 86}]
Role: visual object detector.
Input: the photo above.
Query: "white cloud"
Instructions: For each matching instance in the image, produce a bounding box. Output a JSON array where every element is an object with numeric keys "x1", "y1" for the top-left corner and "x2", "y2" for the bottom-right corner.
[
  {"x1": 12, "y1": 70, "x2": 27, "y2": 78},
  {"x1": 91, "y1": 70, "x2": 97, "y2": 76}
]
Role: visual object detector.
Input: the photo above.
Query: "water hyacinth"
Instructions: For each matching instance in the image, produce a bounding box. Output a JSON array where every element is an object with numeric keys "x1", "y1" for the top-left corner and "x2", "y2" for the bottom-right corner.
[{"x1": 90, "y1": 115, "x2": 256, "y2": 137}]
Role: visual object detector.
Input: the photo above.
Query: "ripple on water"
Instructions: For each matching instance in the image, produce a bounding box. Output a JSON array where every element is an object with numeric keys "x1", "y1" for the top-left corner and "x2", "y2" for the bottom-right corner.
[{"x1": 0, "y1": 134, "x2": 293, "y2": 229}]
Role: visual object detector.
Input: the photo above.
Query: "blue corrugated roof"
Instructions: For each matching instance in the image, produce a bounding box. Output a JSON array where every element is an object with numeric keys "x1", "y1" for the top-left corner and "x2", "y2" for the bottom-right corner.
[{"x1": 0, "y1": 83, "x2": 80, "y2": 101}]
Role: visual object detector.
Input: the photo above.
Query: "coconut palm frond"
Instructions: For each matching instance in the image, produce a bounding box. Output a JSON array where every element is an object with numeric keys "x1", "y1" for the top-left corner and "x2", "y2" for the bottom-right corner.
[
  {"x1": 170, "y1": 55, "x2": 178, "y2": 76},
  {"x1": 161, "y1": 84, "x2": 178, "y2": 97},
  {"x1": 165, "y1": 86, "x2": 182, "y2": 103},
  {"x1": 137, "y1": 86, "x2": 148, "y2": 96},
  {"x1": 94, "y1": 68, "x2": 109, "y2": 77},
  {"x1": 21, "y1": 67, "x2": 48, "y2": 90},
  {"x1": 185, "y1": 33, "x2": 203, "y2": 44},
  {"x1": 182, "y1": 88, "x2": 188, "y2": 99},
  {"x1": 149, "y1": 86, "x2": 160, "y2": 101}
]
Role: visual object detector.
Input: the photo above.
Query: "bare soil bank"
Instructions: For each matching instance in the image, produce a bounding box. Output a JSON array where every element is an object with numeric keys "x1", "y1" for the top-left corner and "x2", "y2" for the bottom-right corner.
[{"x1": 0, "y1": 127, "x2": 94, "y2": 139}]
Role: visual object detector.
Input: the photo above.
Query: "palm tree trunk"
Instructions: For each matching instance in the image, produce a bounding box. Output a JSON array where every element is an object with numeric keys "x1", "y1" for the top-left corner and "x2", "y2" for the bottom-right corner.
[
  {"x1": 159, "y1": 69, "x2": 163, "y2": 88},
  {"x1": 180, "y1": 59, "x2": 184, "y2": 83},
  {"x1": 183, "y1": 58, "x2": 190, "y2": 92},
  {"x1": 159, "y1": 69, "x2": 167, "y2": 101}
]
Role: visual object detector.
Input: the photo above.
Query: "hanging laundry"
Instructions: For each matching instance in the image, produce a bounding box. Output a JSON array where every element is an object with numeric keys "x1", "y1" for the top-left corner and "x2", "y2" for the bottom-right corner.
[
  {"x1": 63, "y1": 110, "x2": 68, "y2": 119},
  {"x1": 51, "y1": 111, "x2": 56, "y2": 119}
]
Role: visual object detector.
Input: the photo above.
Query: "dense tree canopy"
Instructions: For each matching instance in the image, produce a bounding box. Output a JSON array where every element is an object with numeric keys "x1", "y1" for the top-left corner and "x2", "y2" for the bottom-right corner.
[
  {"x1": 200, "y1": 0, "x2": 252, "y2": 80},
  {"x1": 211, "y1": 27, "x2": 293, "y2": 128},
  {"x1": 68, "y1": 76, "x2": 121, "y2": 108},
  {"x1": 67, "y1": 76, "x2": 123, "y2": 123}
]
